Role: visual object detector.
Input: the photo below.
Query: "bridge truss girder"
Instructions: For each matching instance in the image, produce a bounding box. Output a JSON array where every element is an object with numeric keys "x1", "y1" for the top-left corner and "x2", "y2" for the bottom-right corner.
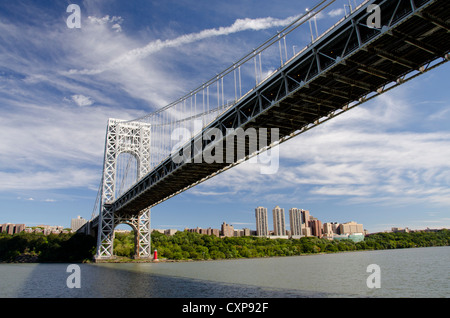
[{"x1": 109, "y1": 0, "x2": 449, "y2": 219}]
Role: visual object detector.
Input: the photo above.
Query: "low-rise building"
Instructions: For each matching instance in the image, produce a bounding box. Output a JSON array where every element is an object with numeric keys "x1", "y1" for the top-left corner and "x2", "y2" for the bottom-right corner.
[
  {"x1": 221, "y1": 222, "x2": 234, "y2": 237},
  {"x1": 71, "y1": 216, "x2": 87, "y2": 232},
  {"x1": 332, "y1": 233, "x2": 365, "y2": 243},
  {"x1": 0, "y1": 223, "x2": 25, "y2": 235},
  {"x1": 339, "y1": 221, "x2": 364, "y2": 235}
]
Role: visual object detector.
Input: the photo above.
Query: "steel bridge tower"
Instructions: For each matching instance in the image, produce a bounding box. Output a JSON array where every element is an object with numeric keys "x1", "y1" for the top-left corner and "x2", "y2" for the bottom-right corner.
[{"x1": 95, "y1": 118, "x2": 152, "y2": 260}]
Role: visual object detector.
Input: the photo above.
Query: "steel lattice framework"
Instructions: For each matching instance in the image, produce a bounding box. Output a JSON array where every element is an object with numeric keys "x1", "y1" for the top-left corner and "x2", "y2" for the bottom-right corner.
[
  {"x1": 78, "y1": 0, "x2": 450, "y2": 260},
  {"x1": 95, "y1": 119, "x2": 152, "y2": 259}
]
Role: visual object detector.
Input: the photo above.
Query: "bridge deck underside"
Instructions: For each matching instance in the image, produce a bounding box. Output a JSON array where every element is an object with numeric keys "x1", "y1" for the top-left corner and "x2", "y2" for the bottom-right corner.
[{"x1": 110, "y1": 0, "x2": 449, "y2": 218}]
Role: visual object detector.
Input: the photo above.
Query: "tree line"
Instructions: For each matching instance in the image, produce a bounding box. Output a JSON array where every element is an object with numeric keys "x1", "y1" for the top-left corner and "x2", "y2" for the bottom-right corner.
[
  {"x1": 0, "y1": 232, "x2": 96, "y2": 263},
  {"x1": 1, "y1": 229, "x2": 449, "y2": 262},
  {"x1": 118, "y1": 229, "x2": 450, "y2": 260}
]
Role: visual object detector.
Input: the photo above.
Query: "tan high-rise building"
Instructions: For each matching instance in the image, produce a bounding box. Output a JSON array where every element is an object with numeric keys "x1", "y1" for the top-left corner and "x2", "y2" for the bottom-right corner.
[
  {"x1": 323, "y1": 222, "x2": 334, "y2": 236},
  {"x1": 301, "y1": 210, "x2": 310, "y2": 224},
  {"x1": 323, "y1": 222, "x2": 341, "y2": 236},
  {"x1": 309, "y1": 218, "x2": 323, "y2": 238},
  {"x1": 288, "y1": 208, "x2": 312, "y2": 236},
  {"x1": 332, "y1": 222, "x2": 341, "y2": 234},
  {"x1": 272, "y1": 206, "x2": 286, "y2": 236},
  {"x1": 255, "y1": 207, "x2": 269, "y2": 236},
  {"x1": 301, "y1": 210, "x2": 311, "y2": 236},
  {"x1": 289, "y1": 208, "x2": 303, "y2": 236}
]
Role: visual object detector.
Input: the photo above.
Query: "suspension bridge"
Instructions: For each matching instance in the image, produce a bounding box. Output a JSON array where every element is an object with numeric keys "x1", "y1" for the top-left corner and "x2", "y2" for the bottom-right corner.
[{"x1": 77, "y1": 0, "x2": 450, "y2": 260}]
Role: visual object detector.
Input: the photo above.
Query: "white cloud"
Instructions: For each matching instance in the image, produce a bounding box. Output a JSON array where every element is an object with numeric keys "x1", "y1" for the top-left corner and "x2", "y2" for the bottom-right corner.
[
  {"x1": 0, "y1": 96, "x2": 143, "y2": 192},
  {"x1": 328, "y1": 8, "x2": 345, "y2": 17},
  {"x1": 428, "y1": 106, "x2": 450, "y2": 120},
  {"x1": 111, "y1": 23, "x2": 122, "y2": 33},
  {"x1": 0, "y1": 168, "x2": 98, "y2": 191},
  {"x1": 88, "y1": 15, "x2": 111, "y2": 25},
  {"x1": 1, "y1": 0, "x2": 449, "y2": 218},
  {"x1": 71, "y1": 94, "x2": 94, "y2": 107},
  {"x1": 88, "y1": 15, "x2": 123, "y2": 32},
  {"x1": 190, "y1": 190, "x2": 236, "y2": 196},
  {"x1": 191, "y1": 88, "x2": 450, "y2": 208},
  {"x1": 69, "y1": 14, "x2": 300, "y2": 75}
]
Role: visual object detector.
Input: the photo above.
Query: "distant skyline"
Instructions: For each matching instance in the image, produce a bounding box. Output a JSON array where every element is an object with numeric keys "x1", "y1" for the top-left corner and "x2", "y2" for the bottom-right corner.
[{"x1": 0, "y1": 0, "x2": 449, "y2": 234}]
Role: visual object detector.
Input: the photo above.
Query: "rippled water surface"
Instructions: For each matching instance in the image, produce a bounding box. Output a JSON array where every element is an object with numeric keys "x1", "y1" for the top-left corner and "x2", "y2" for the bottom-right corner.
[{"x1": 1, "y1": 246, "x2": 448, "y2": 298}]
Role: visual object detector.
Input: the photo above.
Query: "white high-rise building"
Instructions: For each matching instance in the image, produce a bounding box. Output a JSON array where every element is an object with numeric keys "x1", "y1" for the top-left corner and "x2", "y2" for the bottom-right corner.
[
  {"x1": 255, "y1": 207, "x2": 269, "y2": 236},
  {"x1": 272, "y1": 206, "x2": 286, "y2": 236}
]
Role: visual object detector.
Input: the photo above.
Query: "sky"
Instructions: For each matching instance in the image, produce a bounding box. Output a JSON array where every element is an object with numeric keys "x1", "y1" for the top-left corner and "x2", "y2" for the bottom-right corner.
[{"x1": 0, "y1": 0, "x2": 449, "y2": 234}]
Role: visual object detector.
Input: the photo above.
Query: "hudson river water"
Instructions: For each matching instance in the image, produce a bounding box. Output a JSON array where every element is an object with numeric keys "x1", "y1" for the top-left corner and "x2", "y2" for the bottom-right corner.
[{"x1": 0, "y1": 246, "x2": 449, "y2": 298}]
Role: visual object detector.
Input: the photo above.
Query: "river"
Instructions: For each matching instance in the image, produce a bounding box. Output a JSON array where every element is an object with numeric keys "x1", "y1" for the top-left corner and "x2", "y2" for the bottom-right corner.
[{"x1": 0, "y1": 246, "x2": 448, "y2": 298}]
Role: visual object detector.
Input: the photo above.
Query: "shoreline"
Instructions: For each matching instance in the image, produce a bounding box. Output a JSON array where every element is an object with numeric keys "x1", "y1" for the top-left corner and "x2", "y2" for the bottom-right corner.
[
  {"x1": 92, "y1": 245, "x2": 446, "y2": 264},
  {"x1": 4, "y1": 245, "x2": 448, "y2": 264},
  {"x1": 2, "y1": 229, "x2": 448, "y2": 264}
]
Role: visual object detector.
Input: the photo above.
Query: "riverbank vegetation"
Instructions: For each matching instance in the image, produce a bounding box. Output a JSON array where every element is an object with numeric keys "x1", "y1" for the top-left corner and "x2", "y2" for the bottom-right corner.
[
  {"x1": 1, "y1": 229, "x2": 449, "y2": 262},
  {"x1": 148, "y1": 229, "x2": 450, "y2": 260},
  {"x1": 0, "y1": 232, "x2": 96, "y2": 263}
]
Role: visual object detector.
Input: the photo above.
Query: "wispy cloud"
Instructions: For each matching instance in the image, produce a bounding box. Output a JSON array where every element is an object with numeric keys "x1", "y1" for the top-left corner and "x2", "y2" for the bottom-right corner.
[
  {"x1": 192, "y1": 88, "x2": 450, "y2": 208},
  {"x1": 0, "y1": 167, "x2": 98, "y2": 192},
  {"x1": 1, "y1": 0, "x2": 449, "y2": 226},
  {"x1": 68, "y1": 14, "x2": 300, "y2": 75},
  {"x1": 88, "y1": 15, "x2": 123, "y2": 33},
  {"x1": 328, "y1": 8, "x2": 345, "y2": 17},
  {"x1": 190, "y1": 190, "x2": 237, "y2": 196}
]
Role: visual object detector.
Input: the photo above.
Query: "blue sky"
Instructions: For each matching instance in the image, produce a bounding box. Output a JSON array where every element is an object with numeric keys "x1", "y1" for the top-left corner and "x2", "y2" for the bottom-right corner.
[{"x1": 0, "y1": 0, "x2": 449, "y2": 233}]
